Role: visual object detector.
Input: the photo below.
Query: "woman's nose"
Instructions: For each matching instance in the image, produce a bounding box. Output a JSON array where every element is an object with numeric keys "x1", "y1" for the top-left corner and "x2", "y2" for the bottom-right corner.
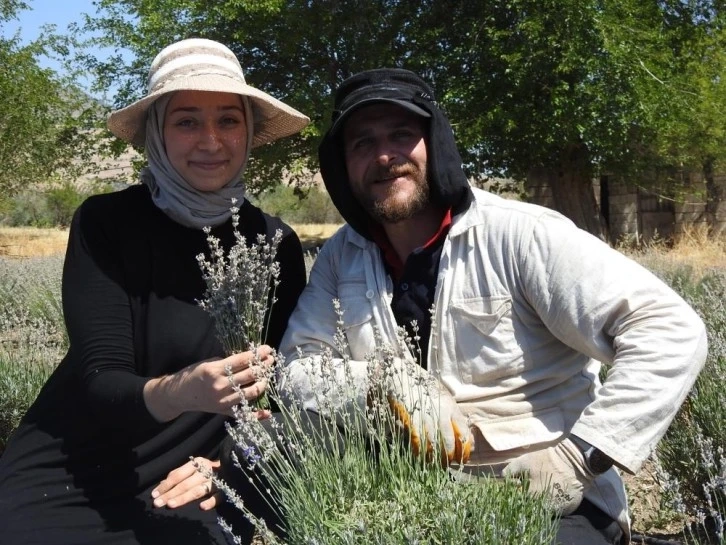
[{"x1": 198, "y1": 125, "x2": 222, "y2": 151}]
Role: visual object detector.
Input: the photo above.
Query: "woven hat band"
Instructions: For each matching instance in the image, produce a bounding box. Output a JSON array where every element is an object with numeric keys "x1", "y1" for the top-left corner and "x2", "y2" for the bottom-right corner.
[{"x1": 148, "y1": 51, "x2": 245, "y2": 92}]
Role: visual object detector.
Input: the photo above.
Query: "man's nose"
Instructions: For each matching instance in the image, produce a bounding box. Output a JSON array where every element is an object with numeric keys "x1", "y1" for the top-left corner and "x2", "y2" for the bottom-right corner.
[{"x1": 374, "y1": 142, "x2": 396, "y2": 165}]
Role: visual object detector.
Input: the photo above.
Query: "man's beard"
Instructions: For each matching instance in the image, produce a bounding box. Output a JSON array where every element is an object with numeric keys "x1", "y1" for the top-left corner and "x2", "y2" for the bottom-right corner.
[{"x1": 354, "y1": 163, "x2": 430, "y2": 224}]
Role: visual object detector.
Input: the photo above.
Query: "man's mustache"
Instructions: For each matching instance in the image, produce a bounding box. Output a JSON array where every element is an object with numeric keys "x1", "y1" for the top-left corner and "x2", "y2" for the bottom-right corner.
[{"x1": 366, "y1": 163, "x2": 417, "y2": 184}]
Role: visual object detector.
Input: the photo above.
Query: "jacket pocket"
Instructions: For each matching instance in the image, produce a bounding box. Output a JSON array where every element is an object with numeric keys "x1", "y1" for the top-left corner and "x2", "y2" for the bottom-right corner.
[
  {"x1": 338, "y1": 281, "x2": 375, "y2": 359},
  {"x1": 449, "y1": 295, "x2": 523, "y2": 382},
  {"x1": 472, "y1": 407, "x2": 565, "y2": 451}
]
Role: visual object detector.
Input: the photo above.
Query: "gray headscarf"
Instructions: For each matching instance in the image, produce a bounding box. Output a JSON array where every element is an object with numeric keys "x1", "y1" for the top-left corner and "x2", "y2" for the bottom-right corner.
[{"x1": 140, "y1": 93, "x2": 254, "y2": 229}]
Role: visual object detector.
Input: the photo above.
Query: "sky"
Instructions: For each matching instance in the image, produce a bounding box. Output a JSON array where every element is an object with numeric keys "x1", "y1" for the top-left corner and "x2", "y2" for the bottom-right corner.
[{"x1": 3, "y1": 0, "x2": 129, "y2": 100}]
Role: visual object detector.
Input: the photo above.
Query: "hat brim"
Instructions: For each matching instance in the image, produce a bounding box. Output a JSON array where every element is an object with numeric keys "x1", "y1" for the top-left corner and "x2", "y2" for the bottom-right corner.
[
  {"x1": 329, "y1": 98, "x2": 431, "y2": 137},
  {"x1": 107, "y1": 73, "x2": 310, "y2": 148}
]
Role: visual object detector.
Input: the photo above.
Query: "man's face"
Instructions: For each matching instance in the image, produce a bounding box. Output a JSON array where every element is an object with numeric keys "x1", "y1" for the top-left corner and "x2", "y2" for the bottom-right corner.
[{"x1": 342, "y1": 103, "x2": 430, "y2": 224}]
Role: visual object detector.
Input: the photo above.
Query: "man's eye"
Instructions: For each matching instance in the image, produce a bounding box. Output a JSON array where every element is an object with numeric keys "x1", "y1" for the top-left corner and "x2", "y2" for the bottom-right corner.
[
  {"x1": 352, "y1": 138, "x2": 372, "y2": 150},
  {"x1": 392, "y1": 129, "x2": 414, "y2": 139}
]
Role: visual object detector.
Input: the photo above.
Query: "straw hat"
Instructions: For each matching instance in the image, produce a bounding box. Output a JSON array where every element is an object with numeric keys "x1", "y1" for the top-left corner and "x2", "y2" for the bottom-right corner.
[{"x1": 107, "y1": 38, "x2": 310, "y2": 148}]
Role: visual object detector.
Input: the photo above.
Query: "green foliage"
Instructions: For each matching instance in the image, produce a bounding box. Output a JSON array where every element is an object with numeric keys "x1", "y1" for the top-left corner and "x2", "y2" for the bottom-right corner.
[
  {"x1": 0, "y1": 3, "x2": 110, "y2": 197},
  {"x1": 1, "y1": 181, "x2": 112, "y2": 227},
  {"x1": 251, "y1": 185, "x2": 343, "y2": 225},
  {"x1": 1, "y1": 190, "x2": 52, "y2": 227},
  {"x1": 45, "y1": 183, "x2": 94, "y2": 227},
  {"x1": 0, "y1": 255, "x2": 66, "y2": 452},
  {"x1": 0, "y1": 356, "x2": 54, "y2": 453}
]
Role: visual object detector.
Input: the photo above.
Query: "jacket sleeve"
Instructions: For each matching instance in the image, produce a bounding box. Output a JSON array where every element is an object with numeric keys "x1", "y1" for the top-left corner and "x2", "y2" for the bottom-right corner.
[
  {"x1": 278, "y1": 231, "x2": 371, "y2": 416},
  {"x1": 520, "y1": 212, "x2": 708, "y2": 473},
  {"x1": 62, "y1": 199, "x2": 158, "y2": 432}
]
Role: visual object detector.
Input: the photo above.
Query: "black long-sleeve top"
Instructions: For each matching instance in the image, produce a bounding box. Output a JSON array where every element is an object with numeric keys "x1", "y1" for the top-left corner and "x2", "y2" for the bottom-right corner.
[{"x1": 0, "y1": 185, "x2": 306, "y2": 544}]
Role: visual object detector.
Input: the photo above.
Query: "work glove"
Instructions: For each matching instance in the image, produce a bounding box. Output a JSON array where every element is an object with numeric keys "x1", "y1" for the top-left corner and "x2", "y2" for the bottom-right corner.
[
  {"x1": 380, "y1": 358, "x2": 474, "y2": 465},
  {"x1": 502, "y1": 437, "x2": 596, "y2": 515}
]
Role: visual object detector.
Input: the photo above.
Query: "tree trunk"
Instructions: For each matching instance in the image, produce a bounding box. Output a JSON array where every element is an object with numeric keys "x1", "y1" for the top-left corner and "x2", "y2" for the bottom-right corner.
[
  {"x1": 703, "y1": 158, "x2": 724, "y2": 235},
  {"x1": 526, "y1": 144, "x2": 608, "y2": 241}
]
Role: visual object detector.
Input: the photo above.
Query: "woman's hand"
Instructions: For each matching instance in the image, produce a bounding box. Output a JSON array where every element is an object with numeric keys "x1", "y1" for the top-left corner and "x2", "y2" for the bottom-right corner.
[
  {"x1": 152, "y1": 457, "x2": 220, "y2": 511},
  {"x1": 143, "y1": 345, "x2": 275, "y2": 421}
]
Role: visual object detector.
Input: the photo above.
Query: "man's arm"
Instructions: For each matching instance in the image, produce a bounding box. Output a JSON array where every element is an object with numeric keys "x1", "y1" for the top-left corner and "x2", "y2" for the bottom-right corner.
[
  {"x1": 278, "y1": 232, "x2": 372, "y2": 414},
  {"x1": 522, "y1": 212, "x2": 708, "y2": 473}
]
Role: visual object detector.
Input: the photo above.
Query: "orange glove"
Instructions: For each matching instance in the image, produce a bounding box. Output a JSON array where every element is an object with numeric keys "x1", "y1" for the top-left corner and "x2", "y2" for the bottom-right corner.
[{"x1": 382, "y1": 358, "x2": 473, "y2": 465}]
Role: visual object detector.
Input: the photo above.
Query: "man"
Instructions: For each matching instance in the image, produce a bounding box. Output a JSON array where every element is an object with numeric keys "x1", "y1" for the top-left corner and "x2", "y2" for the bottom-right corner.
[{"x1": 279, "y1": 68, "x2": 708, "y2": 544}]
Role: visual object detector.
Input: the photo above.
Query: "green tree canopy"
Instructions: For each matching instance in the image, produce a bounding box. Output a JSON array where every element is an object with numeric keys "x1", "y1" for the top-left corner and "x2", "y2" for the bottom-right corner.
[{"x1": 0, "y1": 1, "x2": 105, "y2": 199}]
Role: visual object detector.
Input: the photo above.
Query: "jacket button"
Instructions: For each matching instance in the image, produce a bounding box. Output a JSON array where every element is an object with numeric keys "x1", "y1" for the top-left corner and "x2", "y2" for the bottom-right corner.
[{"x1": 365, "y1": 289, "x2": 374, "y2": 299}]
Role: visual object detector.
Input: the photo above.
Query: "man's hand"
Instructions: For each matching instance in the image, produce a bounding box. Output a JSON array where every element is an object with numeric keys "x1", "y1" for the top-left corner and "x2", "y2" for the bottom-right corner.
[
  {"x1": 382, "y1": 358, "x2": 473, "y2": 465},
  {"x1": 152, "y1": 457, "x2": 220, "y2": 511},
  {"x1": 502, "y1": 438, "x2": 596, "y2": 515}
]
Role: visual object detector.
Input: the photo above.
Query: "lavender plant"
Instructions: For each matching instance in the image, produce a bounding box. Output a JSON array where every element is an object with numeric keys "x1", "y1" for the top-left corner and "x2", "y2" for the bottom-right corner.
[
  {"x1": 212, "y1": 300, "x2": 558, "y2": 545},
  {"x1": 196, "y1": 199, "x2": 282, "y2": 409},
  {"x1": 196, "y1": 199, "x2": 282, "y2": 355},
  {"x1": 0, "y1": 255, "x2": 66, "y2": 452},
  {"x1": 645, "y1": 266, "x2": 726, "y2": 544}
]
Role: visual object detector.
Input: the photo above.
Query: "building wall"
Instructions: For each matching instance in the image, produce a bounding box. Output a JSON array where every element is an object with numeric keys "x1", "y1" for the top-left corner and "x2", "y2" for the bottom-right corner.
[{"x1": 527, "y1": 172, "x2": 726, "y2": 241}]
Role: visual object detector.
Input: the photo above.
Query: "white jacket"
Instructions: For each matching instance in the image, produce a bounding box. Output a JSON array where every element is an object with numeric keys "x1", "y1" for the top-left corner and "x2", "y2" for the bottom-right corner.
[{"x1": 280, "y1": 188, "x2": 708, "y2": 536}]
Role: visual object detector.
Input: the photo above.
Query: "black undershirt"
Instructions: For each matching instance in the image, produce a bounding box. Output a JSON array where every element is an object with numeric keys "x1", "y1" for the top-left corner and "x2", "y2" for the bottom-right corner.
[{"x1": 372, "y1": 211, "x2": 451, "y2": 368}]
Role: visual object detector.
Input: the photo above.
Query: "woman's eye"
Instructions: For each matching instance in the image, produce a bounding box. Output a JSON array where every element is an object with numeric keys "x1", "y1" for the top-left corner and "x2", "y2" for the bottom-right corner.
[
  {"x1": 220, "y1": 116, "x2": 241, "y2": 127},
  {"x1": 174, "y1": 118, "x2": 196, "y2": 128}
]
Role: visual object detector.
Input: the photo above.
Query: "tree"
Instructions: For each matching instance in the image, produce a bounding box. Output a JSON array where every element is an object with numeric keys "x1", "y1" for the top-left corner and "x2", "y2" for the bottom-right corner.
[
  {"x1": 0, "y1": 2, "x2": 105, "y2": 199},
  {"x1": 87, "y1": 0, "x2": 726, "y2": 237}
]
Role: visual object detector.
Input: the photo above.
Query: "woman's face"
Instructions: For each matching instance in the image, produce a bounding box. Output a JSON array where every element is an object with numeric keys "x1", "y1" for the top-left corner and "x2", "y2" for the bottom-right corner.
[{"x1": 163, "y1": 90, "x2": 248, "y2": 192}]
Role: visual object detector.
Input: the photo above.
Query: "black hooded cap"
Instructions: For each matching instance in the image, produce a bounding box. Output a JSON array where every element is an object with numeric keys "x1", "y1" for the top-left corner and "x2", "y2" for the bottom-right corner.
[{"x1": 318, "y1": 68, "x2": 473, "y2": 239}]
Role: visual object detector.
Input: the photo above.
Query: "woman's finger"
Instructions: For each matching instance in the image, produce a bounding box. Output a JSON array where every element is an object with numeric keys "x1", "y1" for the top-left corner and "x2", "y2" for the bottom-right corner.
[{"x1": 199, "y1": 491, "x2": 221, "y2": 511}]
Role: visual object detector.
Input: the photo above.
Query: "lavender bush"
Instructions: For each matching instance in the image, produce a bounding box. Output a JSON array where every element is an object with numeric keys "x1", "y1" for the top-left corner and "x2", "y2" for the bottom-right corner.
[
  {"x1": 212, "y1": 301, "x2": 558, "y2": 545},
  {"x1": 650, "y1": 267, "x2": 726, "y2": 544},
  {"x1": 0, "y1": 255, "x2": 66, "y2": 451}
]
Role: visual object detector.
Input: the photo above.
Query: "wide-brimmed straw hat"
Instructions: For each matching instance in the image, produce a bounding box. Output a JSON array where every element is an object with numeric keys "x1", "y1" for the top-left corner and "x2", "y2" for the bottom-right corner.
[{"x1": 107, "y1": 38, "x2": 310, "y2": 148}]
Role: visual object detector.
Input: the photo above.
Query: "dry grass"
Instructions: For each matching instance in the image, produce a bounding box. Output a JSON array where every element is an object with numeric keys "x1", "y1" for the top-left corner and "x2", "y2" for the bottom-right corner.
[
  {"x1": 620, "y1": 225, "x2": 726, "y2": 277},
  {"x1": 290, "y1": 223, "x2": 342, "y2": 250},
  {"x1": 2, "y1": 224, "x2": 721, "y2": 268},
  {"x1": 0, "y1": 227, "x2": 70, "y2": 258},
  {"x1": 0, "y1": 224, "x2": 343, "y2": 259}
]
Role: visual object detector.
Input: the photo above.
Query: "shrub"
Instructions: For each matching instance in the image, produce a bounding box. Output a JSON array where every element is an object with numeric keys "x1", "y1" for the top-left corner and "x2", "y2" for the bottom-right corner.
[
  {"x1": 0, "y1": 255, "x2": 66, "y2": 452},
  {"x1": 646, "y1": 266, "x2": 726, "y2": 544},
  {"x1": 252, "y1": 185, "x2": 343, "y2": 225},
  {"x1": 45, "y1": 183, "x2": 89, "y2": 227},
  {"x1": 218, "y1": 324, "x2": 559, "y2": 545},
  {"x1": 1, "y1": 181, "x2": 113, "y2": 228},
  {"x1": 2, "y1": 189, "x2": 53, "y2": 227}
]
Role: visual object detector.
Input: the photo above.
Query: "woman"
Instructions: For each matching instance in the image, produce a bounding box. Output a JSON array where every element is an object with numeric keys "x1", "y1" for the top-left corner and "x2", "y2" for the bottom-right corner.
[{"x1": 0, "y1": 38, "x2": 309, "y2": 544}]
